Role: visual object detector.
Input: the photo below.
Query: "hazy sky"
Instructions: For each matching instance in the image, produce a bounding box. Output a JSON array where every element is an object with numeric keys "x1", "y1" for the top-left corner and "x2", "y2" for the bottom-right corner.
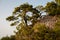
[{"x1": 0, "y1": 0, "x2": 52, "y2": 38}]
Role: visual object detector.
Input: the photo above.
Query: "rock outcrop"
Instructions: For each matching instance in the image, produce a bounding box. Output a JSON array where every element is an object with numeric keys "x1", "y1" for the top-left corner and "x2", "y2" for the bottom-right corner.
[{"x1": 39, "y1": 15, "x2": 59, "y2": 28}]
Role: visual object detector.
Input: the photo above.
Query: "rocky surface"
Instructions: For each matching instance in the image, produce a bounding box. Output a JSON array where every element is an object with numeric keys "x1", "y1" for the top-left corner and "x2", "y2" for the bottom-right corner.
[{"x1": 39, "y1": 15, "x2": 59, "y2": 28}]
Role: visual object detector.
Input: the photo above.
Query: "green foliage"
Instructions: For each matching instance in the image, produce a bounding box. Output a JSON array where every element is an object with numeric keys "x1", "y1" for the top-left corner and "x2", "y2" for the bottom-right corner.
[
  {"x1": 10, "y1": 35, "x2": 15, "y2": 40},
  {"x1": 53, "y1": 21, "x2": 60, "y2": 33},
  {"x1": 6, "y1": 16, "x2": 18, "y2": 21},
  {"x1": 1, "y1": 35, "x2": 15, "y2": 40},
  {"x1": 6, "y1": 3, "x2": 40, "y2": 26},
  {"x1": 55, "y1": 0, "x2": 60, "y2": 5},
  {"x1": 33, "y1": 23, "x2": 56, "y2": 40},
  {"x1": 15, "y1": 22, "x2": 60, "y2": 40},
  {"x1": 6, "y1": 3, "x2": 40, "y2": 40},
  {"x1": 6, "y1": 1, "x2": 60, "y2": 40},
  {"x1": 53, "y1": 21, "x2": 60, "y2": 40},
  {"x1": 45, "y1": 2, "x2": 60, "y2": 16},
  {"x1": 1, "y1": 36, "x2": 10, "y2": 40}
]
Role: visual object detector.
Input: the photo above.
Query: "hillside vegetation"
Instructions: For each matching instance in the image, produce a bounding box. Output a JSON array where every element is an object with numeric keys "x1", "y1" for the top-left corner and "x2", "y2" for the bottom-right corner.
[{"x1": 1, "y1": 0, "x2": 60, "y2": 40}]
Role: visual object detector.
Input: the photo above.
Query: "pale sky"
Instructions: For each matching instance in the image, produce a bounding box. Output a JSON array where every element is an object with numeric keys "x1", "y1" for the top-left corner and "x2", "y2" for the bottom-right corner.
[{"x1": 0, "y1": 0, "x2": 52, "y2": 38}]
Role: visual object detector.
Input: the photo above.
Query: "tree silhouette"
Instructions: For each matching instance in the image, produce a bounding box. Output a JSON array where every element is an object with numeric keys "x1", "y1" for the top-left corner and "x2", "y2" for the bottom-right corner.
[
  {"x1": 6, "y1": 1, "x2": 60, "y2": 40},
  {"x1": 6, "y1": 3, "x2": 40, "y2": 26}
]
